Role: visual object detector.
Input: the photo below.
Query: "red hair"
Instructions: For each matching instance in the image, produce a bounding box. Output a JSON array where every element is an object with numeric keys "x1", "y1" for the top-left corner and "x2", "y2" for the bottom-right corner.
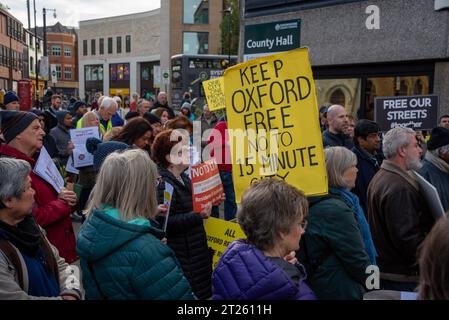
[{"x1": 151, "y1": 129, "x2": 184, "y2": 168}]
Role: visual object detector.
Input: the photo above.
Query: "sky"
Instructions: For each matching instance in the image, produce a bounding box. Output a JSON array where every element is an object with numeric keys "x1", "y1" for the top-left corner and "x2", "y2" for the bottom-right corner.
[{"x1": 5, "y1": 0, "x2": 161, "y2": 28}]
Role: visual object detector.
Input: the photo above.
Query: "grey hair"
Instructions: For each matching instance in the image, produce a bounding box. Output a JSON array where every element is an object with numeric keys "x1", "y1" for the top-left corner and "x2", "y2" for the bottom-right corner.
[
  {"x1": 383, "y1": 127, "x2": 416, "y2": 160},
  {"x1": 100, "y1": 97, "x2": 117, "y2": 110},
  {"x1": 85, "y1": 149, "x2": 158, "y2": 220},
  {"x1": 430, "y1": 144, "x2": 449, "y2": 157},
  {"x1": 325, "y1": 146, "x2": 357, "y2": 189},
  {"x1": 237, "y1": 178, "x2": 308, "y2": 251},
  {"x1": 137, "y1": 98, "x2": 149, "y2": 110},
  {"x1": 0, "y1": 158, "x2": 31, "y2": 208}
]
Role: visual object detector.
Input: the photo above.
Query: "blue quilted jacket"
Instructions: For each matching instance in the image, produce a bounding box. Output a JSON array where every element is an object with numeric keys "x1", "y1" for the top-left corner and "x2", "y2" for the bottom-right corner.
[
  {"x1": 212, "y1": 239, "x2": 316, "y2": 300},
  {"x1": 76, "y1": 207, "x2": 195, "y2": 300}
]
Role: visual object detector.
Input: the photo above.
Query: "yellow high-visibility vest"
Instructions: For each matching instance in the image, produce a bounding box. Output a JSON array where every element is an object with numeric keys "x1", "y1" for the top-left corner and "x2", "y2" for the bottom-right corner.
[
  {"x1": 99, "y1": 119, "x2": 112, "y2": 133},
  {"x1": 76, "y1": 118, "x2": 83, "y2": 129}
]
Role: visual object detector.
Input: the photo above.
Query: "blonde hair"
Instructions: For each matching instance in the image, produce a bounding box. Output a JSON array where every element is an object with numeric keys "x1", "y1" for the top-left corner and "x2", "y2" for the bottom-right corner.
[
  {"x1": 103, "y1": 126, "x2": 122, "y2": 142},
  {"x1": 81, "y1": 111, "x2": 99, "y2": 128},
  {"x1": 324, "y1": 146, "x2": 357, "y2": 189},
  {"x1": 85, "y1": 149, "x2": 158, "y2": 221}
]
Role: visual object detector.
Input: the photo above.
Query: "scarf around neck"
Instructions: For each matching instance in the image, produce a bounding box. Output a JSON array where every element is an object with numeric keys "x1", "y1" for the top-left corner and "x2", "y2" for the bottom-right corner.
[
  {"x1": 0, "y1": 215, "x2": 42, "y2": 256},
  {"x1": 330, "y1": 187, "x2": 377, "y2": 265}
]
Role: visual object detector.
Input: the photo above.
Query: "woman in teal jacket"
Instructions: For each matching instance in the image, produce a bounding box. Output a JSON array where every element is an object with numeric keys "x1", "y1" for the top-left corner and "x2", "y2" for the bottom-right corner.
[
  {"x1": 76, "y1": 149, "x2": 195, "y2": 300},
  {"x1": 298, "y1": 147, "x2": 372, "y2": 300}
]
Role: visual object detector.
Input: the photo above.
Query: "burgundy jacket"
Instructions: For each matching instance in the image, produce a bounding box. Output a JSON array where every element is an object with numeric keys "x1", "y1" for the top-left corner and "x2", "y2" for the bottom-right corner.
[{"x1": 0, "y1": 144, "x2": 78, "y2": 263}]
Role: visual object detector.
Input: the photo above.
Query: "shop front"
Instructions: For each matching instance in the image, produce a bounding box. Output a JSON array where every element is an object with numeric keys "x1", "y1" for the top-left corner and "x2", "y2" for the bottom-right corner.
[{"x1": 109, "y1": 63, "x2": 130, "y2": 107}]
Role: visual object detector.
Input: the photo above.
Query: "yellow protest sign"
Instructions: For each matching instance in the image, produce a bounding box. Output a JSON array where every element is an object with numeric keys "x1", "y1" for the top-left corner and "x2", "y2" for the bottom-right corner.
[
  {"x1": 223, "y1": 48, "x2": 328, "y2": 202},
  {"x1": 202, "y1": 77, "x2": 226, "y2": 111},
  {"x1": 204, "y1": 217, "x2": 246, "y2": 269}
]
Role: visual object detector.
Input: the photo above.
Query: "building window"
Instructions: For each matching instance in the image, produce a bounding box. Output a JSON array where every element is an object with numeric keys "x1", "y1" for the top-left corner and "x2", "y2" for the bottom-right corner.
[
  {"x1": 330, "y1": 89, "x2": 346, "y2": 106},
  {"x1": 55, "y1": 65, "x2": 62, "y2": 79},
  {"x1": 184, "y1": 0, "x2": 209, "y2": 24},
  {"x1": 85, "y1": 65, "x2": 104, "y2": 81},
  {"x1": 110, "y1": 63, "x2": 130, "y2": 81},
  {"x1": 125, "y1": 35, "x2": 131, "y2": 53},
  {"x1": 64, "y1": 66, "x2": 72, "y2": 80},
  {"x1": 315, "y1": 78, "x2": 361, "y2": 117},
  {"x1": 99, "y1": 38, "x2": 104, "y2": 55},
  {"x1": 52, "y1": 45, "x2": 61, "y2": 56},
  {"x1": 30, "y1": 56, "x2": 34, "y2": 72},
  {"x1": 64, "y1": 47, "x2": 72, "y2": 57},
  {"x1": 117, "y1": 36, "x2": 122, "y2": 54},
  {"x1": 91, "y1": 39, "x2": 96, "y2": 55},
  {"x1": 183, "y1": 32, "x2": 209, "y2": 54},
  {"x1": 108, "y1": 37, "x2": 113, "y2": 54},
  {"x1": 83, "y1": 40, "x2": 87, "y2": 56}
]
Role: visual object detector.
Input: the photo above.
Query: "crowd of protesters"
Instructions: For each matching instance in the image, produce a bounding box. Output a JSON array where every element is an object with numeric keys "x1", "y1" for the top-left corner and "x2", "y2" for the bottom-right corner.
[{"x1": 0, "y1": 89, "x2": 449, "y2": 301}]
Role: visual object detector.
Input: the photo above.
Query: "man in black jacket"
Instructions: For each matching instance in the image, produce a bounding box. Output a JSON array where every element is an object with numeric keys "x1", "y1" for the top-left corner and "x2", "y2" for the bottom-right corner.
[
  {"x1": 44, "y1": 94, "x2": 63, "y2": 130},
  {"x1": 322, "y1": 105, "x2": 353, "y2": 149},
  {"x1": 351, "y1": 119, "x2": 383, "y2": 214},
  {"x1": 150, "y1": 92, "x2": 175, "y2": 119}
]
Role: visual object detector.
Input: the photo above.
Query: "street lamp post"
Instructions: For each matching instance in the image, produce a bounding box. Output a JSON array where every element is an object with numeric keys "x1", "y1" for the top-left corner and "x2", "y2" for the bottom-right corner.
[
  {"x1": 224, "y1": 4, "x2": 233, "y2": 66},
  {"x1": 33, "y1": 0, "x2": 39, "y2": 107},
  {"x1": 43, "y1": 8, "x2": 56, "y2": 90}
]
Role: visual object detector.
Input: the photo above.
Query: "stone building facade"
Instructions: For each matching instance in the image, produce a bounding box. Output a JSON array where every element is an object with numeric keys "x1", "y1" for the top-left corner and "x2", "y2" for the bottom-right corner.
[{"x1": 78, "y1": 9, "x2": 160, "y2": 103}]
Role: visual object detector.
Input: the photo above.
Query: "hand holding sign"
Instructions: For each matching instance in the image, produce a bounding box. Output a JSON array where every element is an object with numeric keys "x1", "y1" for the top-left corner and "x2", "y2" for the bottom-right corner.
[
  {"x1": 58, "y1": 188, "x2": 77, "y2": 207},
  {"x1": 199, "y1": 202, "x2": 213, "y2": 219},
  {"x1": 157, "y1": 204, "x2": 168, "y2": 217}
]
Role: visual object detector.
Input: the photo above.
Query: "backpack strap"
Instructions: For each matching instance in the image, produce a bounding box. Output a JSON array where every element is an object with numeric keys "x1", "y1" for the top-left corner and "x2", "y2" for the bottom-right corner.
[{"x1": 0, "y1": 239, "x2": 25, "y2": 291}]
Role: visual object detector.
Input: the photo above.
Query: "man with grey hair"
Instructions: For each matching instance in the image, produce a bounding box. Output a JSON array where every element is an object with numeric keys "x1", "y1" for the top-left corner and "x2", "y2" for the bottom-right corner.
[
  {"x1": 367, "y1": 127, "x2": 434, "y2": 292},
  {"x1": 96, "y1": 97, "x2": 118, "y2": 134},
  {"x1": 322, "y1": 105, "x2": 353, "y2": 149},
  {"x1": 150, "y1": 92, "x2": 175, "y2": 119},
  {"x1": 137, "y1": 98, "x2": 152, "y2": 117},
  {"x1": 418, "y1": 126, "x2": 449, "y2": 211}
]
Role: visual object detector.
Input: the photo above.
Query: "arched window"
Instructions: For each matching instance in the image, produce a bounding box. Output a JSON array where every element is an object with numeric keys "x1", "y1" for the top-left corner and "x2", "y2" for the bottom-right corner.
[{"x1": 330, "y1": 89, "x2": 345, "y2": 107}]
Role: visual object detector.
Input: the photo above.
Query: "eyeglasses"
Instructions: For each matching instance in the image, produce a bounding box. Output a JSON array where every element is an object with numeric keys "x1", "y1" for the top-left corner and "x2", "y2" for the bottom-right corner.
[{"x1": 299, "y1": 220, "x2": 308, "y2": 231}]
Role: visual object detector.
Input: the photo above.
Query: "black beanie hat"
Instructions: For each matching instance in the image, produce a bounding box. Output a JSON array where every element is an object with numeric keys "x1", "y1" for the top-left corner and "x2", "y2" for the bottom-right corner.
[
  {"x1": 427, "y1": 127, "x2": 449, "y2": 150},
  {"x1": 72, "y1": 101, "x2": 86, "y2": 113},
  {"x1": 125, "y1": 111, "x2": 140, "y2": 121},
  {"x1": 143, "y1": 112, "x2": 161, "y2": 125},
  {"x1": 0, "y1": 111, "x2": 39, "y2": 144}
]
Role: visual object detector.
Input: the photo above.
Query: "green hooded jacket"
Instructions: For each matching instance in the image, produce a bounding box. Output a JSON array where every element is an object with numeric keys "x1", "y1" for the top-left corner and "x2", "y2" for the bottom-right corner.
[
  {"x1": 76, "y1": 207, "x2": 195, "y2": 300},
  {"x1": 298, "y1": 191, "x2": 371, "y2": 300}
]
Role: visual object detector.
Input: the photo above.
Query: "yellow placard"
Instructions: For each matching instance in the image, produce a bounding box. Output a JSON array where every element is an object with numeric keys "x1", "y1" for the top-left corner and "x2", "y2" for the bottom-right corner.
[
  {"x1": 204, "y1": 217, "x2": 246, "y2": 269},
  {"x1": 223, "y1": 48, "x2": 328, "y2": 202},
  {"x1": 202, "y1": 77, "x2": 226, "y2": 111}
]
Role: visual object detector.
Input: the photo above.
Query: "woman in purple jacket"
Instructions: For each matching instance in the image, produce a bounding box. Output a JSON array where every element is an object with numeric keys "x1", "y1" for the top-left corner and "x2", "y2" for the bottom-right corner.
[{"x1": 212, "y1": 178, "x2": 316, "y2": 300}]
